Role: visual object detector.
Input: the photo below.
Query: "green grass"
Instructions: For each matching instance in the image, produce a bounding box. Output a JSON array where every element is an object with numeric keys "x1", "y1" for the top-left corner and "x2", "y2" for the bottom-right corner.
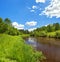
[{"x1": 0, "y1": 34, "x2": 45, "y2": 62}]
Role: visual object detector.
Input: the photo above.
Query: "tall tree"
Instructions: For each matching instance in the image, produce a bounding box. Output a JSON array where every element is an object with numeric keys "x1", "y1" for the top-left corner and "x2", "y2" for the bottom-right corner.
[
  {"x1": 4, "y1": 18, "x2": 11, "y2": 25},
  {"x1": 47, "y1": 25, "x2": 52, "y2": 32}
]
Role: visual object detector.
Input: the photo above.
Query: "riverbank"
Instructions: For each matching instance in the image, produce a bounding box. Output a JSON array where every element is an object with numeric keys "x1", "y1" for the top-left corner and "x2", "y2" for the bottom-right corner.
[
  {"x1": 0, "y1": 34, "x2": 45, "y2": 62},
  {"x1": 47, "y1": 30, "x2": 60, "y2": 38},
  {"x1": 30, "y1": 23, "x2": 60, "y2": 39},
  {"x1": 30, "y1": 30, "x2": 60, "y2": 39},
  {"x1": 25, "y1": 37, "x2": 60, "y2": 62},
  {"x1": 20, "y1": 34, "x2": 30, "y2": 38}
]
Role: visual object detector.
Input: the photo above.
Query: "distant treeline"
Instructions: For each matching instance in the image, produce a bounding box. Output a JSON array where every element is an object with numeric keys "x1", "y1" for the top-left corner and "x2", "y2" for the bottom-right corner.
[
  {"x1": 0, "y1": 18, "x2": 29, "y2": 35},
  {"x1": 30, "y1": 23, "x2": 60, "y2": 38},
  {"x1": 1, "y1": 17, "x2": 60, "y2": 38}
]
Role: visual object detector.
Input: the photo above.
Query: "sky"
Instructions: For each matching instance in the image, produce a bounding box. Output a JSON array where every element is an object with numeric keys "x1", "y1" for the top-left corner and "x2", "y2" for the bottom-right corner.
[{"x1": 0, "y1": 0, "x2": 60, "y2": 31}]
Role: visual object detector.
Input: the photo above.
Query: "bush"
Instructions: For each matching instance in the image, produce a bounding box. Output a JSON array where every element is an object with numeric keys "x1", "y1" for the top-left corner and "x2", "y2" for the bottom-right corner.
[
  {"x1": 5, "y1": 27, "x2": 20, "y2": 36},
  {"x1": 47, "y1": 32, "x2": 56, "y2": 38},
  {"x1": 39, "y1": 31, "x2": 47, "y2": 37},
  {"x1": 55, "y1": 31, "x2": 60, "y2": 38}
]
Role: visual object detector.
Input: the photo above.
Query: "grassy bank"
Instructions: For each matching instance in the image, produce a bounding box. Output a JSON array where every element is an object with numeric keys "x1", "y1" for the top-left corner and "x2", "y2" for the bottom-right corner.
[
  {"x1": 30, "y1": 30, "x2": 60, "y2": 39},
  {"x1": 0, "y1": 34, "x2": 45, "y2": 62},
  {"x1": 47, "y1": 30, "x2": 60, "y2": 38}
]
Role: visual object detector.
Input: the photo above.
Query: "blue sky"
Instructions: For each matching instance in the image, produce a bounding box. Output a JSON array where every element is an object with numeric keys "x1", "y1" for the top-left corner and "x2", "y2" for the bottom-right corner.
[{"x1": 0, "y1": 0, "x2": 60, "y2": 31}]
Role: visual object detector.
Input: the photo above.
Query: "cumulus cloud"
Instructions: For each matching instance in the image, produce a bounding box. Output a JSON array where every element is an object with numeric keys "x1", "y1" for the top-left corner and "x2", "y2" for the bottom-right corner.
[
  {"x1": 41, "y1": 0, "x2": 60, "y2": 18},
  {"x1": 28, "y1": 28, "x2": 37, "y2": 32},
  {"x1": 36, "y1": 0, "x2": 46, "y2": 3},
  {"x1": 26, "y1": 21, "x2": 37, "y2": 26},
  {"x1": 12, "y1": 22, "x2": 24, "y2": 30}
]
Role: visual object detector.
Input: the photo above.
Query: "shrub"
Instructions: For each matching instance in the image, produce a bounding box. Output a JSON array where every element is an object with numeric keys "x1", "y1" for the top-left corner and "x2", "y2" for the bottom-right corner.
[
  {"x1": 39, "y1": 31, "x2": 47, "y2": 37},
  {"x1": 55, "y1": 31, "x2": 60, "y2": 38}
]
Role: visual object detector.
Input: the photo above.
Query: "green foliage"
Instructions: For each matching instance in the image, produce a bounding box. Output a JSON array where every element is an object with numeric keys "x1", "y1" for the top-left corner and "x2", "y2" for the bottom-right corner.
[
  {"x1": 19, "y1": 30, "x2": 29, "y2": 35},
  {"x1": 0, "y1": 17, "x2": 30, "y2": 36},
  {"x1": 0, "y1": 17, "x2": 45, "y2": 62},
  {"x1": 0, "y1": 22, "x2": 8, "y2": 33},
  {"x1": 47, "y1": 25, "x2": 53, "y2": 32},
  {"x1": 0, "y1": 34, "x2": 45, "y2": 62},
  {"x1": 39, "y1": 31, "x2": 47, "y2": 37},
  {"x1": 53, "y1": 23, "x2": 60, "y2": 31},
  {"x1": 0, "y1": 18, "x2": 20, "y2": 35},
  {"x1": 31, "y1": 23, "x2": 60, "y2": 38},
  {"x1": 55, "y1": 31, "x2": 60, "y2": 38},
  {"x1": 0, "y1": 17, "x2": 3, "y2": 23},
  {"x1": 4, "y1": 18, "x2": 11, "y2": 25},
  {"x1": 47, "y1": 32, "x2": 56, "y2": 38},
  {"x1": 5, "y1": 27, "x2": 20, "y2": 35}
]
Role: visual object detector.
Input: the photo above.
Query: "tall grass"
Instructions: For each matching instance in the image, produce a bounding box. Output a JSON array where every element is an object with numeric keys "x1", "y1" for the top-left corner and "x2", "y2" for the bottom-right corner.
[{"x1": 0, "y1": 34, "x2": 45, "y2": 62}]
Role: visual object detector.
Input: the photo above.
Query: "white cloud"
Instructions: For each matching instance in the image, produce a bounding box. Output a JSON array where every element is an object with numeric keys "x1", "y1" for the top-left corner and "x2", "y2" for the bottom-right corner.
[
  {"x1": 32, "y1": 6, "x2": 38, "y2": 9},
  {"x1": 26, "y1": 21, "x2": 37, "y2": 26},
  {"x1": 30, "y1": 6, "x2": 37, "y2": 12},
  {"x1": 41, "y1": 0, "x2": 60, "y2": 18},
  {"x1": 12, "y1": 22, "x2": 24, "y2": 30},
  {"x1": 28, "y1": 28, "x2": 37, "y2": 32},
  {"x1": 30, "y1": 10, "x2": 35, "y2": 12},
  {"x1": 45, "y1": 24, "x2": 49, "y2": 27},
  {"x1": 29, "y1": 5, "x2": 41, "y2": 13},
  {"x1": 36, "y1": 0, "x2": 46, "y2": 3}
]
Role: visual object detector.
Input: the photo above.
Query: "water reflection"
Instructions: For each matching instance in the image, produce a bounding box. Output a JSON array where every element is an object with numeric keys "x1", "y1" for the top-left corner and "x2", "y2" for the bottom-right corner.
[
  {"x1": 25, "y1": 37, "x2": 60, "y2": 62},
  {"x1": 26, "y1": 37, "x2": 37, "y2": 47}
]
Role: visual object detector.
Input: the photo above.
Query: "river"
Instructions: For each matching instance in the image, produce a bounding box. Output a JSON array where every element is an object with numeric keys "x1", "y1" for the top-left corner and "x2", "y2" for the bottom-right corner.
[{"x1": 25, "y1": 37, "x2": 60, "y2": 62}]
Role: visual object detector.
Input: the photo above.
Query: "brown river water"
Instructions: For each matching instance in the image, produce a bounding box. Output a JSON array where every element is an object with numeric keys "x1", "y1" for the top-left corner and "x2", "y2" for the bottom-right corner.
[{"x1": 25, "y1": 37, "x2": 60, "y2": 62}]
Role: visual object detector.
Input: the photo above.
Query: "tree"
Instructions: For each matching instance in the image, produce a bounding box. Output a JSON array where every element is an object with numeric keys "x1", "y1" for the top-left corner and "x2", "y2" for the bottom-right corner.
[
  {"x1": 0, "y1": 23, "x2": 8, "y2": 33},
  {"x1": 0, "y1": 18, "x2": 3, "y2": 23},
  {"x1": 47, "y1": 25, "x2": 53, "y2": 32},
  {"x1": 53, "y1": 23, "x2": 60, "y2": 31},
  {"x1": 4, "y1": 18, "x2": 11, "y2": 25},
  {"x1": 5, "y1": 26, "x2": 20, "y2": 35}
]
